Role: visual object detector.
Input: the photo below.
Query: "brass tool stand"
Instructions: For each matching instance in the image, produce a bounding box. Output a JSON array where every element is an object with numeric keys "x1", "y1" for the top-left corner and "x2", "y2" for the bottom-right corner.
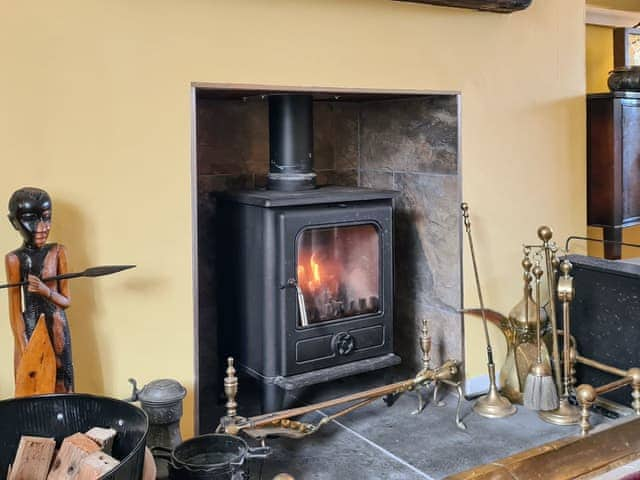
[
  {"x1": 538, "y1": 227, "x2": 563, "y2": 396},
  {"x1": 539, "y1": 259, "x2": 580, "y2": 425},
  {"x1": 217, "y1": 320, "x2": 466, "y2": 440},
  {"x1": 461, "y1": 203, "x2": 516, "y2": 418}
]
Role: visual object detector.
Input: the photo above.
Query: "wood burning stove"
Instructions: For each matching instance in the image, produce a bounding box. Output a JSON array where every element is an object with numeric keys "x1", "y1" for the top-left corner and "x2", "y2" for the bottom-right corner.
[
  {"x1": 217, "y1": 94, "x2": 400, "y2": 411},
  {"x1": 218, "y1": 187, "x2": 398, "y2": 411}
]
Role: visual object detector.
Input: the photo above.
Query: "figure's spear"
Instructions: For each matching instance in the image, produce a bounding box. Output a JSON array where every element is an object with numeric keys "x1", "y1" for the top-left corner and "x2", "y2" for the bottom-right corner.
[{"x1": 0, "y1": 265, "x2": 136, "y2": 289}]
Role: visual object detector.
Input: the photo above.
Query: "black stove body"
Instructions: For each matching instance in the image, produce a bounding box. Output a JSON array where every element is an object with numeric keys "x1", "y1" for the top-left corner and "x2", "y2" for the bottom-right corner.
[
  {"x1": 216, "y1": 94, "x2": 399, "y2": 411},
  {"x1": 218, "y1": 187, "x2": 398, "y2": 410}
]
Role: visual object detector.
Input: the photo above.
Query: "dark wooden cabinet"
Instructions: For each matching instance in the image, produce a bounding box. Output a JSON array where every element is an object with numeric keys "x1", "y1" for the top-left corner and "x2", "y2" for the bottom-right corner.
[{"x1": 587, "y1": 92, "x2": 640, "y2": 259}]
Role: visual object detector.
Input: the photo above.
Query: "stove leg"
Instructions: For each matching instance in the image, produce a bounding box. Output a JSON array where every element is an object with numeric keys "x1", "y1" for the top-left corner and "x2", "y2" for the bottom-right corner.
[{"x1": 262, "y1": 383, "x2": 286, "y2": 413}]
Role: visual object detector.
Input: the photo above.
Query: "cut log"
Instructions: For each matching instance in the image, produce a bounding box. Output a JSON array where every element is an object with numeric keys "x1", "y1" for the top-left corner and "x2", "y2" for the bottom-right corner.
[
  {"x1": 8, "y1": 436, "x2": 56, "y2": 480},
  {"x1": 84, "y1": 427, "x2": 116, "y2": 455},
  {"x1": 47, "y1": 433, "x2": 100, "y2": 480},
  {"x1": 76, "y1": 452, "x2": 119, "y2": 480}
]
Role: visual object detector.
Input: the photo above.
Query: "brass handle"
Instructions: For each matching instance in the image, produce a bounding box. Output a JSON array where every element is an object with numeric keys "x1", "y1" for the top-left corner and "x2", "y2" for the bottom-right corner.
[{"x1": 461, "y1": 202, "x2": 471, "y2": 232}]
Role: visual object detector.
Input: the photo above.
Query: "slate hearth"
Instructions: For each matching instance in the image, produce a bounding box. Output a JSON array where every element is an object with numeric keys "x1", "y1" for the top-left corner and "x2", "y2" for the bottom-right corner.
[
  {"x1": 195, "y1": 88, "x2": 461, "y2": 433},
  {"x1": 232, "y1": 370, "x2": 613, "y2": 480}
]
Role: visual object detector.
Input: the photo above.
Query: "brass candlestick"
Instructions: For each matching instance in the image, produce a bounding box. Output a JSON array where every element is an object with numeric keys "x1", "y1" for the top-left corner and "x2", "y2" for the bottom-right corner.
[
  {"x1": 224, "y1": 357, "x2": 238, "y2": 419},
  {"x1": 461, "y1": 203, "x2": 516, "y2": 418},
  {"x1": 420, "y1": 319, "x2": 431, "y2": 371},
  {"x1": 539, "y1": 259, "x2": 580, "y2": 425}
]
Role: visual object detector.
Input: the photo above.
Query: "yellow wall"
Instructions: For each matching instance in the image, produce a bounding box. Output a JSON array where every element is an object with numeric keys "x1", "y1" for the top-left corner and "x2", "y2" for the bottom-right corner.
[
  {"x1": 0, "y1": 0, "x2": 586, "y2": 436},
  {"x1": 586, "y1": 24, "x2": 613, "y2": 94}
]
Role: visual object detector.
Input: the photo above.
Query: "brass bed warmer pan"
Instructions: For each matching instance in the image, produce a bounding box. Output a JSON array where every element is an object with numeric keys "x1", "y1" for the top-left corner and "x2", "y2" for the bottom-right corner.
[{"x1": 216, "y1": 319, "x2": 466, "y2": 441}]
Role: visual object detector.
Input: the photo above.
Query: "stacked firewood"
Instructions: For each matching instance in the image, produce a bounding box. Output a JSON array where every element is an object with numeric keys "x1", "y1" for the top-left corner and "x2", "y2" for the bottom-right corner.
[{"x1": 8, "y1": 427, "x2": 119, "y2": 480}]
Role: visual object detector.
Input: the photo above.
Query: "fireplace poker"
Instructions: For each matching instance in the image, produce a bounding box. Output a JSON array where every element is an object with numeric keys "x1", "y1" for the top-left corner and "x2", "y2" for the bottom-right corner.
[{"x1": 461, "y1": 202, "x2": 515, "y2": 418}]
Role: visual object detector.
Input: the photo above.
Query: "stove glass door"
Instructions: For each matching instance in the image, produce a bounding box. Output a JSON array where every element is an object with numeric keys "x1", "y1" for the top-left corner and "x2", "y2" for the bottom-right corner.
[{"x1": 296, "y1": 223, "x2": 380, "y2": 326}]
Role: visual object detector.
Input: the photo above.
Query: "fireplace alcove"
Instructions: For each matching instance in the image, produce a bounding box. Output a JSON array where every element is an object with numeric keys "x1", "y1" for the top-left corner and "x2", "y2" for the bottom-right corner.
[{"x1": 194, "y1": 85, "x2": 463, "y2": 434}]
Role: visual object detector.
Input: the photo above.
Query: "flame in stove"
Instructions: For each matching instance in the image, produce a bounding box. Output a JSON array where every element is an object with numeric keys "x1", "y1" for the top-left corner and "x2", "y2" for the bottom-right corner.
[
  {"x1": 297, "y1": 254, "x2": 324, "y2": 292},
  {"x1": 310, "y1": 254, "x2": 321, "y2": 284}
]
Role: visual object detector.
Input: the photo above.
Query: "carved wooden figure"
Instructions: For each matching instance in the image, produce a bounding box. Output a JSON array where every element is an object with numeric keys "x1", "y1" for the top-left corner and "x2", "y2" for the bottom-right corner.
[{"x1": 5, "y1": 187, "x2": 74, "y2": 395}]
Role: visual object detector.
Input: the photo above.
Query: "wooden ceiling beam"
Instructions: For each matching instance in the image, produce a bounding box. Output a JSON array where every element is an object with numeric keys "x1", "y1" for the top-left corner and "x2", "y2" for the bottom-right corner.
[
  {"x1": 393, "y1": 0, "x2": 532, "y2": 14},
  {"x1": 586, "y1": 5, "x2": 640, "y2": 28}
]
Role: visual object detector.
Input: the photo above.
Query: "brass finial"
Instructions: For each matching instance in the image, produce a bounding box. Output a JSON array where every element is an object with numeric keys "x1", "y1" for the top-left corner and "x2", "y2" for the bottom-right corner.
[
  {"x1": 224, "y1": 357, "x2": 238, "y2": 418},
  {"x1": 537, "y1": 225, "x2": 553, "y2": 243},
  {"x1": 461, "y1": 203, "x2": 471, "y2": 232},
  {"x1": 576, "y1": 384, "x2": 596, "y2": 435},
  {"x1": 557, "y1": 260, "x2": 574, "y2": 303},
  {"x1": 532, "y1": 263, "x2": 544, "y2": 280},
  {"x1": 628, "y1": 368, "x2": 640, "y2": 415},
  {"x1": 522, "y1": 252, "x2": 533, "y2": 291},
  {"x1": 419, "y1": 319, "x2": 431, "y2": 370}
]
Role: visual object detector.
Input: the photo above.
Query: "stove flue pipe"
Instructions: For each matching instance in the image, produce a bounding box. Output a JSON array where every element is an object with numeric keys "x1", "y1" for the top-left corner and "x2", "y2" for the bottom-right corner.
[{"x1": 267, "y1": 94, "x2": 316, "y2": 191}]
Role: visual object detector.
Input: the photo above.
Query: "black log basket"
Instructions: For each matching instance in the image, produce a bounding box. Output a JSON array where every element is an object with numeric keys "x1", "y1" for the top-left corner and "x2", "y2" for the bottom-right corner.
[{"x1": 0, "y1": 394, "x2": 148, "y2": 480}]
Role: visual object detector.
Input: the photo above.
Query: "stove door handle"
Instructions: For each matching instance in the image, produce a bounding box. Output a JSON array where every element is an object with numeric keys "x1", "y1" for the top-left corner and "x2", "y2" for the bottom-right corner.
[{"x1": 284, "y1": 278, "x2": 309, "y2": 328}]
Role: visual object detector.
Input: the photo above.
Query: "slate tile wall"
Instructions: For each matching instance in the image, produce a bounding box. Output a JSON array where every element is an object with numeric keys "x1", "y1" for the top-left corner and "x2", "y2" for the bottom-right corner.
[{"x1": 358, "y1": 96, "x2": 461, "y2": 371}]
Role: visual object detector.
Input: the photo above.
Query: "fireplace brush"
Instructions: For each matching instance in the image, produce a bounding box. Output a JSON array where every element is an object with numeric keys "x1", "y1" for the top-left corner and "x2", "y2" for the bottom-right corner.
[
  {"x1": 461, "y1": 202, "x2": 516, "y2": 418},
  {"x1": 523, "y1": 260, "x2": 558, "y2": 411}
]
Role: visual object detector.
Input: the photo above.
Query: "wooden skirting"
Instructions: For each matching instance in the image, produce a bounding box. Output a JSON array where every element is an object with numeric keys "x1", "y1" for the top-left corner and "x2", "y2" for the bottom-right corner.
[{"x1": 446, "y1": 417, "x2": 640, "y2": 480}]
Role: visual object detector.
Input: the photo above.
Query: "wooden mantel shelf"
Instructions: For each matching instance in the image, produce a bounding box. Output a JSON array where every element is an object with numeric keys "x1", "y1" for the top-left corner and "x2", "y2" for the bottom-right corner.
[
  {"x1": 394, "y1": 0, "x2": 533, "y2": 13},
  {"x1": 446, "y1": 416, "x2": 640, "y2": 480}
]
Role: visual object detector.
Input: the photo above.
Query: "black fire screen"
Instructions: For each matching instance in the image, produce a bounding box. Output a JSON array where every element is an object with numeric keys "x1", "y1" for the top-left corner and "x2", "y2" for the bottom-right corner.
[{"x1": 296, "y1": 224, "x2": 380, "y2": 325}]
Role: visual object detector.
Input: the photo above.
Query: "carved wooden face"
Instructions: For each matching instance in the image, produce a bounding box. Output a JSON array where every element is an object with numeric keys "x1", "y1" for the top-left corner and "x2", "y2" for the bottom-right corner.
[{"x1": 8, "y1": 188, "x2": 52, "y2": 249}]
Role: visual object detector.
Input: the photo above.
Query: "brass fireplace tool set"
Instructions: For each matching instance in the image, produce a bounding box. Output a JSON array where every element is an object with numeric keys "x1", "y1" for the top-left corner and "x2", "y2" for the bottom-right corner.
[
  {"x1": 463, "y1": 202, "x2": 640, "y2": 434},
  {"x1": 217, "y1": 319, "x2": 466, "y2": 441}
]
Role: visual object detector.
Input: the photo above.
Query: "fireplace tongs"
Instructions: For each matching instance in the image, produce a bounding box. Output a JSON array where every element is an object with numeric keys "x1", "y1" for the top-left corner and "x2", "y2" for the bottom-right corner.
[{"x1": 217, "y1": 320, "x2": 466, "y2": 441}]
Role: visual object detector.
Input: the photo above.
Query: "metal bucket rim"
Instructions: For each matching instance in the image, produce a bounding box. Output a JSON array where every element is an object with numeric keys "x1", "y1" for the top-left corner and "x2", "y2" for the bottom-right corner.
[{"x1": 171, "y1": 433, "x2": 249, "y2": 471}]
